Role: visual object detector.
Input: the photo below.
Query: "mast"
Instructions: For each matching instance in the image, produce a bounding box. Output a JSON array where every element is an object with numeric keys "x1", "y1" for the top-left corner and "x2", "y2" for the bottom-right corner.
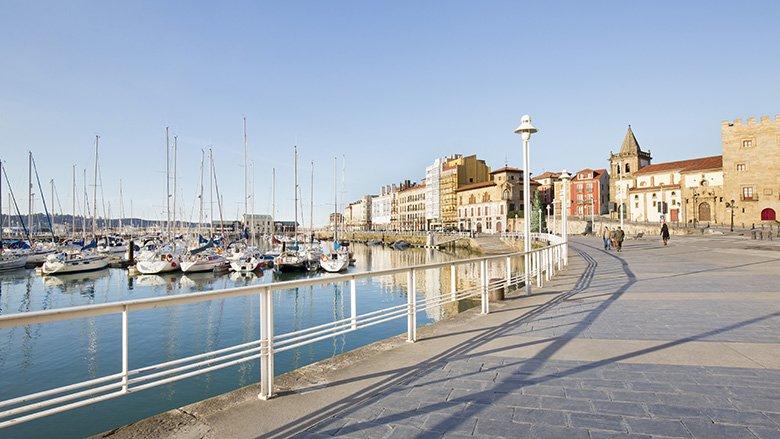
[
  {"x1": 82, "y1": 168, "x2": 87, "y2": 239},
  {"x1": 333, "y1": 156, "x2": 338, "y2": 242},
  {"x1": 271, "y1": 167, "x2": 275, "y2": 239},
  {"x1": 310, "y1": 161, "x2": 314, "y2": 233},
  {"x1": 1, "y1": 159, "x2": 3, "y2": 254},
  {"x1": 243, "y1": 116, "x2": 248, "y2": 233},
  {"x1": 198, "y1": 149, "x2": 204, "y2": 234},
  {"x1": 165, "y1": 127, "x2": 171, "y2": 239},
  {"x1": 172, "y1": 135, "x2": 178, "y2": 236},
  {"x1": 250, "y1": 161, "x2": 255, "y2": 246},
  {"x1": 209, "y1": 148, "x2": 214, "y2": 237},
  {"x1": 92, "y1": 135, "x2": 99, "y2": 238},
  {"x1": 28, "y1": 151, "x2": 32, "y2": 238},
  {"x1": 211, "y1": 151, "x2": 226, "y2": 238},
  {"x1": 293, "y1": 145, "x2": 298, "y2": 240},
  {"x1": 119, "y1": 179, "x2": 124, "y2": 231},
  {"x1": 72, "y1": 165, "x2": 76, "y2": 238}
]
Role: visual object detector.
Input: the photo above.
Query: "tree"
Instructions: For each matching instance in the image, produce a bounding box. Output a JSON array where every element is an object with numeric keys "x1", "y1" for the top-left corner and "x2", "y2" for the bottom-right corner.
[{"x1": 530, "y1": 191, "x2": 546, "y2": 232}]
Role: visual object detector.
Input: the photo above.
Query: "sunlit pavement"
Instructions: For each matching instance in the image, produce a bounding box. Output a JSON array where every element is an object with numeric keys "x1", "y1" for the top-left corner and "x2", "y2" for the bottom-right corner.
[{"x1": 104, "y1": 235, "x2": 780, "y2": 438}]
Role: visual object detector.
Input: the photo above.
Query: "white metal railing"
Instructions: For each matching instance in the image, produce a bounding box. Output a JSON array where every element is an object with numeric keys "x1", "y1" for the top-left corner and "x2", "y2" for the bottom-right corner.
[{"x1": 0, "y1": 234, "x2": 567, "y2": 429}]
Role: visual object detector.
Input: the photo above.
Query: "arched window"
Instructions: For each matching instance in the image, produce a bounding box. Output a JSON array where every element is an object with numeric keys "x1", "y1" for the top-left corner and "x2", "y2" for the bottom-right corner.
[{"x1": 625, "y1": 163, "x2": 631, "y2": 173}]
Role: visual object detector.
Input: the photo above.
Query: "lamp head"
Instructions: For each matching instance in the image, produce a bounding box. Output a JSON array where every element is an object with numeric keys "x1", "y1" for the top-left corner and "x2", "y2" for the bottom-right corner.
[{"x1": 514, "y1": 114, "x2": 538, "y2": 141}]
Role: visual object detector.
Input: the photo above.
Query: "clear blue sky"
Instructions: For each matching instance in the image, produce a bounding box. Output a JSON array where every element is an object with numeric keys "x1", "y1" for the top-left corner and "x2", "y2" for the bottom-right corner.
[{"x1": 1, "y1": 1, "x2": 778, "y2": 226}]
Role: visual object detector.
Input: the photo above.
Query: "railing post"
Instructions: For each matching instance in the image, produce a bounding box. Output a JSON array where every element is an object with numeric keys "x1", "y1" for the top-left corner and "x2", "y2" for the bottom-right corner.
[
  {"x1": 546, "y1": 247, "x2": 552, "y2": 281},
  {"x1": 407, "y1": 270, "x2": 416, "y2": 342},
  {"x1": 557, "y1": 244, "x2": 563, "y2": 270},
  {"x1": 505, "y1": 256, "x2": 512, "y2": 290},
  {"x1": 536, "y1": 251, "x2": 542, "y2": 287},
  {"x1": 259, "y1": 287, "x2": 274, "y2": 400},
  {"x1": 121, "y1": 305, "x2": 128, "y2": 393},
  {"x1": 481, "y1": 259, "x2": 489, "y2": 314},
  {"x1": 450, "y1": 263, "x2": 457, "y2": 302},
  {"x1": 350, "y1": 277, "x2": 357, "y2": 330}
]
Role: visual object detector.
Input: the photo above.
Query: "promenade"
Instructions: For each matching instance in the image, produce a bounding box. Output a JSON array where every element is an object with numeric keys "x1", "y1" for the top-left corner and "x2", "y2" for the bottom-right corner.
[{"x1": 105, "y1": 235, "x2": 780, "y2": 438}]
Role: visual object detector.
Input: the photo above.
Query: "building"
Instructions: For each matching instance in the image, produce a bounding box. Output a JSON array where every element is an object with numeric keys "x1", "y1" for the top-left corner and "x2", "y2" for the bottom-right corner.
[
  {"x1": 242, "y1": 214, "x2": 273, "y2": 235},
  {"x1": 274, "y1": 220, "x2": 299, "y2": 234},
  {"x1": 370, "y1": 185, "x2": 396, "y2": 231},
  {"x1": 568, "y1": 168, "x2": 610, "y2": 217},
  {"x1": 626, "y1": 156, "x2": 723, "y2": 224},
  {"x1": 398, "y1": 181, "x2": 426, "y2": 231},
  {"x1": 424, "y1": 157, "x2": 447, "y2": 230},
  {"x1": 456, "y1": 167, "x2": 530, "y2": 234},
  {"x1": 532, "y1": 171, "x2": 560, "y2": 206},
  {"x1": 439, "y1": 155, "x2": 491, "y2": 230},
  {"x1": 722, "y1": 115, "x2": 779, "y2": 226},
  {"x1": 608, "y1": 126, "x2": 652, "y2": 217},
  {"x1": 328, "y1": 213, "x2": 344, "y2": 229},
  {"x1": 343, "y1": 195, "x2": 372, "y2": 231},
  {"x1": 212, "y1": 220, "x2": 242, "y2": 233}
]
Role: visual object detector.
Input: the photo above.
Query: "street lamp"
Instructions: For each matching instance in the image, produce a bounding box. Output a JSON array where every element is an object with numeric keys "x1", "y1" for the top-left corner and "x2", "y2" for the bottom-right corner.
[
  {"x1": 560, "y1": 170, "x2": 571, "y2": 265},
  {"x1": 726, "y1": 199, "x2": 736, "y2": 232},
  {"x1": 515, "y1": 114, "x2": 538, "y2": 296}
]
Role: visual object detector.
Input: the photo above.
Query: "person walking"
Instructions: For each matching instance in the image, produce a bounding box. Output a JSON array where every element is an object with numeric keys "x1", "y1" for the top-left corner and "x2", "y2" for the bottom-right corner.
[
  {"x1": 602, "y1": 226, "x2": 611, "y2": 250},
  {"x1": 661, "y1": 222, "x2": 670, "y2": 246},
  {"x1": 615, "y1": 226, "x2": 625, "y2": 252}
]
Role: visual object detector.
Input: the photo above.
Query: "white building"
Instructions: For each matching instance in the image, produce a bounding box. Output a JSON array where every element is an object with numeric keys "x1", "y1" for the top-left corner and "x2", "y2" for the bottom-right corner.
[
  {"x1": 242, "y1": 214, "x2": 274, "y2": 234},
  {"x1": 371, "y1": 185, "x2": 395, "y2": 231},
  {"x1": 425, "y1": 157, "x2": 447, "y2": 230}
]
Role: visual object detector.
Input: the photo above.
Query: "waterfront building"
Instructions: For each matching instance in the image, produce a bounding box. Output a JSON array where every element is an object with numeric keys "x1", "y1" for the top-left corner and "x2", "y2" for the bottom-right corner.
[
  {"x1": 371, "y1": 185, "x2": 396, "y2": 231},
  {"x1": 274, "y1": 220, "x2": 299, "y2": 234},
  {"x1": 425, "y1": 157, "x2": 447, "y2": 230},
  {"x1": 439, "y1": 154, "x2": 491, "y2": 230},
  {"x1": 344, "y1": 195, "x2": 372, "y2": 231},
  {"x1": 608, "y1": 126, "x2": 652, "y2": 217},
  {"x1": 532, "y1": 171, "x2": 560, "y2": 206},
  {"x1": 242, "y1": 214, "x2": 273, "y2": 234},
  {"x1": 328, "y1": 213, "x2": 344, "y2": 230},
  {"x1": 625, "y1": 156, "x2": 723, "y2": 224},
  {"x1": 398, "y1": 181, "x2": 426, "y2": 231},
  {"x1": 721, "y1": 115, "x2": 779, "y2": 226},
  {"x1": 567, "y1": 168, "x2": 610, "y2": 217},
  {"x1": 212, "y1": 220, "x2": 242, "y2": 233},
  {"x1": 456, "y1": 167, "x2": 529, "y2": 234}
]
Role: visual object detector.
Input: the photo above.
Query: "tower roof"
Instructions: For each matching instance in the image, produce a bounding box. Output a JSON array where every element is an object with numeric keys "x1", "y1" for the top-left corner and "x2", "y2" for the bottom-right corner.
[{"x1": 619, "y1": 125, "x2": 642, "y2": 155}]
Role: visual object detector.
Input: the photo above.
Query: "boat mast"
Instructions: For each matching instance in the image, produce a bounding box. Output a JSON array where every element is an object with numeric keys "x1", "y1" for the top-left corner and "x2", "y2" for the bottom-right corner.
[
  {"x1": 1, "y1": 159, "x2": 3, "y2": 254},
  {"x1": 293, "y1": 145, "x2": 298, "y2": 240},
  {"x1": 209, "y1": 148, "x2": 214, "y2": 237},
  {"x1": 72, "y1": 165, "x2": 76, "y2": 239},
  {"x1": 333, "y1": 156, "x2": 338, "y2": 242},
  {"x1": 271, "y1": 167, "x2": 275, "y2": 239},
  {"x1": 82, "y1": 168, "x2": 87, "y2": 240},
  {"x1": 310, "y1": 161, "x2": 314, "y2": 234},
  {"x1": 28, "y1": 151, "x2": 33, "y2": 239},
  {"x1": 211, "y1": 151, "x2": 226, "y2": 238},
  {"x1": 250, "y1": 161, "x2": 255, "y2": 246},
  {"x1": 92, "y1": 135, "x2": 99, "y2": 239},
  {"x1": 119, "y1": 179, "x2": 124, "y2": 231},
  {"x1": 243, "y1": 116, "x2": 248, "y2": 238},
  {"x1": 198, "y1": 149, "x2": 204, "y2": 234},
  {"x1": 165, "y1": 127, "x2": 171, "y2": 239},
  {"x1": 173, "y1": 135, "x2": 178, "y2": 236}
]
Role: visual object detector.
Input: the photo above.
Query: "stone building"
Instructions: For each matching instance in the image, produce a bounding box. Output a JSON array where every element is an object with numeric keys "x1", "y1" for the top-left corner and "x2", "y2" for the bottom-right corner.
[
  {"x1": 344, "y1": 195, "x2": 372, "y2": 231},
  {"x1": 625, "y1": 156, "x2": 723, "y2": 224},
  {"x1": 608, "y1": 126, "x2": 652, "y2": 217},
  {"x1": 439, "y1": 154, "x2": 491, "y2": 230},
  {"x1": 242, "y1": 214, "x2": 273, "y2": 235},
  {"x1": 456, "y1": 167, "x2": 531, "y2": 234},
  {"x1": 532, "y1": 171, "x2": 560, "y2": 206},
  {"x1": 398, "y1": 181, "x2": 426, "y2": 231},
  {"x1": 722, "y1": 115, "x2": 779, "y2": 226},
  {"x1": 370, "y1": 185, "x2": 396, "y2": 231}
]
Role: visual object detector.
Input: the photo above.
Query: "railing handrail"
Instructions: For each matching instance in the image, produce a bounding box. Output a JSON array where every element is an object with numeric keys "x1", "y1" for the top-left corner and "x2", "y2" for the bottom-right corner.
[{"x1": 0, "y1": 234, "x2": 562, "y2": 329}]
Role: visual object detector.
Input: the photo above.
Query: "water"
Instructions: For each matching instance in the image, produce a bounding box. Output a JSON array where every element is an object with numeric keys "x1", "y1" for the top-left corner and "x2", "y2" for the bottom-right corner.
[{"x1": 0, "y1": 243, "x2": 504, "y2": 438}]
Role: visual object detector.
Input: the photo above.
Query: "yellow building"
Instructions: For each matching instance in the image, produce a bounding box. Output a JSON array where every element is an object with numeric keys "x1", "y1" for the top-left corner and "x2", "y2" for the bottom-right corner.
[
  {"x1": 439, "y1": 154, "x2": 491, "y2": 229},
  {"x1": 455, "y1": 167, "x2": 526, "y2": 233},
  {"x1": 721, "y1": 115, "x2": 780, "y2": 226}
]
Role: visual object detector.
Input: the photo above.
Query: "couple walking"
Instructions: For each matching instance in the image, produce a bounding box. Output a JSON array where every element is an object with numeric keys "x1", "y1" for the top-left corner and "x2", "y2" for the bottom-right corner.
[{"x1": 601, "y1": 226, "x2": 624, "y2": 252}]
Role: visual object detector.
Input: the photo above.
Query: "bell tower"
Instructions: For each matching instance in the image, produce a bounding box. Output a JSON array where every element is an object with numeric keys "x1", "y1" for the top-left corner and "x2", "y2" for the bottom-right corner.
[{"x1": 608, "y1": 126, "x2": 652, "y2": 214}]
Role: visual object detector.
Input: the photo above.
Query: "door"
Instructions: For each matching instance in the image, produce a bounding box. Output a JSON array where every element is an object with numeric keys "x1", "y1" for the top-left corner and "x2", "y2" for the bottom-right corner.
[
  {"x1": 698, "y1": 203, "x2": 711, "y2": 222},
  {"x1": 670, "y1": 209, "x2": 679, "y2": 222},
  {"x1": 761, "y1": 208, "x2": 776, "y2": 221}
]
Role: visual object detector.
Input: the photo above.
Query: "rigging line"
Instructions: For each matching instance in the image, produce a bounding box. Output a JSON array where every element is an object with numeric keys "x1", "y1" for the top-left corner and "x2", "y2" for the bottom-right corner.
[
  {"x1": 30, "y1": 154, "x2": 55, "y2": 242},
  {"x1": 0, "y1": 161, "x2": 31, "y2": 240}
]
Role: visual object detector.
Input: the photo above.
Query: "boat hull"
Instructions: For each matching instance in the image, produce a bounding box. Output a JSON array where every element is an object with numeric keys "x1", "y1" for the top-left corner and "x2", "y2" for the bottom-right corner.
[
  {"x1": 135, "y1": 259, "x2": 180, "y2": 274},
  {"x1": 42, "y1": 257, "x2": 108, "y2": 275},
  {"x1": 180, "y1": 257, "x2": 226, "y2": 273},
  {"x1": 0, "y1": 255, "x2": 28, "y2": 271}
]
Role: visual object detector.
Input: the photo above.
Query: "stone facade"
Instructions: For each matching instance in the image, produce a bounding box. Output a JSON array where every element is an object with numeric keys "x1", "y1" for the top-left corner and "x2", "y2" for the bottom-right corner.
[
  {"x1": 608, "y1": 126, "x2": 652, "y2": 217},
  {"x1": 439, "y1": 154, "x2": 491, "y2": 230},
  {"x1": 456, "y1": 167, "x2": 532, "y2": 234},
  {"x1": 532, "y1": 171, "x2": 560, "y2": 206},
  {"x1": 398, "y1": 181, "x2": 426, "y2": 231},
  {"x1": 722, "y1": 115, "x2": 780, "y2": 227}
]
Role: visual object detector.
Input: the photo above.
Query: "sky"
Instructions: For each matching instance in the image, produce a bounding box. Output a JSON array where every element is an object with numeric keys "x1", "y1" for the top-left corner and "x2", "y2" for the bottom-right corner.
[{"x1": 1, "y1": 0, "x2": 778, "y2": 227}]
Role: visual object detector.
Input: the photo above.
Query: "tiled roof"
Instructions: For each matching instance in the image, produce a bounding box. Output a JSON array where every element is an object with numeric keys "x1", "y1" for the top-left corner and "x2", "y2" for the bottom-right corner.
[
  {"x1": 533, "y1": 171, "x2": 561, "y2": 180},
  {"x1": 635, "y1": 155, "x2": 722, "y2": 175},
  {"x1": 455, "y1": 181, "x2": 495, "y2": 192},
  {"x1": 490, "y1": 166, "x2": 522, "y2": 174}
]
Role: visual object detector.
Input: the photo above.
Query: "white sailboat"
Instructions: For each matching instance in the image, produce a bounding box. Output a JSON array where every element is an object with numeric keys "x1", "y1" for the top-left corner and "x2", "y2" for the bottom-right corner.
[
  {"x1": 320, "y1": 157, "x2": 349, "y2": 273},
  {"x1": 274, "y1": 146, "x2": 313, "y2": 272}
]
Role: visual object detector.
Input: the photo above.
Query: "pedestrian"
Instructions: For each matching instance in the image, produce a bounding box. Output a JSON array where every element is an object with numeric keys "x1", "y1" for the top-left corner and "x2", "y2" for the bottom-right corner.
[
  {"x1": 661, "y1": 222, "x2": 670, "y2": 246},
  {"x1": 615, "y1": 226, "x2": 625, "y2": 252},
  {"x1": 609, "y1": 228, "x2": 617, "y2": 250},
  {"x1": 602, "y1": 226, "x2": 611, "y2": 250}
]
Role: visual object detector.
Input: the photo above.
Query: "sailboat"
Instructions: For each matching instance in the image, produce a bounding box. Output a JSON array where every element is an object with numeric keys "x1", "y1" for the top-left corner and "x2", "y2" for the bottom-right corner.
[
  {"x1": 320, "y1": 157, "x2": 349, "y2": 273},
  {"x1": 0, "y1": 159, "x2": 28, "y2": 271},
  {"x1": 274, "y1": 146, "x2": 315, "y2": 272},
  {"x1": 180, "y1": 240, "x2": 227, "y2": 273}
]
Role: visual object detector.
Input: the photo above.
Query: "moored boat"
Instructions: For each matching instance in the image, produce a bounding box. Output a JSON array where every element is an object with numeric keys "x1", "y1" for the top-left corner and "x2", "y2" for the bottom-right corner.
[{"x1": 41, "y1": 251, "x2": 108, "y2": 275}]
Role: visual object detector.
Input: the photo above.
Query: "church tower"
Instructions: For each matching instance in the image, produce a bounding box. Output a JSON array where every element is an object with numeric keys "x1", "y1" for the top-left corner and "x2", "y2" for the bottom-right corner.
[{"x1": 608, "y1": 126, "x2": 652, "y2": 213}]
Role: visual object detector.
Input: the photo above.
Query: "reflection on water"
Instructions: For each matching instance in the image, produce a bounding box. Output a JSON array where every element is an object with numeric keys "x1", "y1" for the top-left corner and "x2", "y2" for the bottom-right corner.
[{"x1": 0, "y1": 243, "x2": 493, "y2": 438}]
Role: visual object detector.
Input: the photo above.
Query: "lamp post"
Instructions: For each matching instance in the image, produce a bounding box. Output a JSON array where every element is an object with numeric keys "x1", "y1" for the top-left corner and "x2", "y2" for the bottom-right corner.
[
  {"x1": 727, "y1": 199, "x2": 736, "y2": 232},
  {"x1": 545, "y1": 204, "x2": 551, "y2": 233},
  {"x1": 515, "y1": 115, "x2": 538, "y2": 296},
  {"x1": 560, "y1": 170, "x2": 571, "y2": 265}
]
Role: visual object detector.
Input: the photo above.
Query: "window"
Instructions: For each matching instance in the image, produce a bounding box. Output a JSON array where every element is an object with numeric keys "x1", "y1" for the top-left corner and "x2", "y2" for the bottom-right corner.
[
  {"x1": 736, "y1": 163, "x2": 746, "y2": 171},
  {"x1": 742, "y1": 187, "x2": 754, "y2": 200},
  {"x1": 486, "y1": 206, "x2": 490, "y2": 215},
  {"x1": 742, "y1": 139, "x2": 753, "y2": 148},
  {"x1": 577, "y1": 183, "x2": 583, "y2": 191},
  {"x1": 625, "y1": 163, "x2": 631, "y2": 173}
]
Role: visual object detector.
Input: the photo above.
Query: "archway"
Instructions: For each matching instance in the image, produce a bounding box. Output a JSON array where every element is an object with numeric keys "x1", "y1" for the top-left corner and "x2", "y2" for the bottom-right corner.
[
  {"x1": 476, "y1": 223, "x2": 482, "y2": 233},
  {"x1": 495, "y1": 221, "x2": 502, "y2": 233},
  {"x1": 698, "y1": 203, "x2": 711, "y2": 222},
  {"x1": 761, "y1": 208, "x2": 776, "y2": 221}
]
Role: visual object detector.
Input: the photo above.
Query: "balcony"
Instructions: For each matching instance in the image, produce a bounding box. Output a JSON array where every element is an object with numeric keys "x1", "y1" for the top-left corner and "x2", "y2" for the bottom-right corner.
[{"x1": 740, "y1": 194, "x2": 758, "y2": 201}]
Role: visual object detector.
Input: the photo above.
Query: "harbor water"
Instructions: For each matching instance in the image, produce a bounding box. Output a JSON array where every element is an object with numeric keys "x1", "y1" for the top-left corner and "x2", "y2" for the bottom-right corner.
[{"x1": 0, "y1": 243, "x2": 509, "y2": 438}]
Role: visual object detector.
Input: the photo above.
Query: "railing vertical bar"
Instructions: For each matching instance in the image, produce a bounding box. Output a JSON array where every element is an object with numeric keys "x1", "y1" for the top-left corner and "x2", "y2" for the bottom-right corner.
[
  {"x1": 505, "y1": 256, "x2": 511, "y2": 290},
  {"x1": 450, "y1": 263, "x2": 457, "y2": 302},
  {"x1": 350, "y1": 278, "x2": 357, "y2": 330},
  {"x1": 407, "y1": 270, "x2": 416, "y2": 343},
  {"x1": 121, "y1": 306, "x2": 128, "y2": 393}
]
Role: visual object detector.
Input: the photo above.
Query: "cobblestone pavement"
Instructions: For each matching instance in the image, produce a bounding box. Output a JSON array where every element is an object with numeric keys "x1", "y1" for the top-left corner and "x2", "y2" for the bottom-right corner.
[{"x1": 301, "y1": 236, "x2": 780, "y2": 438}]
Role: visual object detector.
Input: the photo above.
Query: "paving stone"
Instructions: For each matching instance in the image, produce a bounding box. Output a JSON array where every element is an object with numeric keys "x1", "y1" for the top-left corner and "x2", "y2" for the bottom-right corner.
[
  {"x1": 512, "y1": 408, "x2": 567, "y2": 426},
  {"x1": 565, "y1": 387, "x2": 611, "y2": 401},
  {"x1": 646, "y1": 403, "x2": 706, "y2": 419},
  {"x1": 609, "y1": 390, "x2": 659, "y2": 404},
  {"x1": 496, "y1": 394, "x2": 542, "y2": 409},
  {"x1": 624, "y1": 417, "x2": 690, "y2": 437},
  {"x1": 580, "y1": 378, "x2": 629, "y2": 390},
  {"x1": 568, "y1": 412, "x2": 626, "y2": 432},
  {"x1": 337, "y1": 420, "x2": 395, "y2": 438},
  {"x1": 538, "y1": 396, "x2": 593, "y2": 412},
  {"x1": 682, "y1": 418, "x2": 756, "y2": 438},
  {"x1": 461, "y1": 402, "x2": 514, "y2": 421},
  {"x1": 593, "y1": 400, "x2": 648, "y2": 417},
  {"x1": 748, "y1": 426, "x2": 780, "y2": 439},
  {"x1": 588, "y1": 431, "x2": 652, "y2": 439},
  {"x1": 703, "y1": 407, "x2": 778, "y2": 428},
  {"x1": 473, "y1": 419, "x2": 530, "y2": 438},
  {"x1": 423, "y1": 413, "x2": 477, "y2": 435},
  {"x1": 521, "y1": 385, "x2": 566, "y2": 397},
  {"x1": 447, "y1": 388, "x2": 495, "y2": 405},
  {"x1": 386, "y1": 425, "x2": 444, "y2": 439},
  {"x1": 528, "y1": 424, "x2": 590, "y2": 438},
  {"x1": 629, "y1": 382, "x2": 677, "y2": 393}
]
